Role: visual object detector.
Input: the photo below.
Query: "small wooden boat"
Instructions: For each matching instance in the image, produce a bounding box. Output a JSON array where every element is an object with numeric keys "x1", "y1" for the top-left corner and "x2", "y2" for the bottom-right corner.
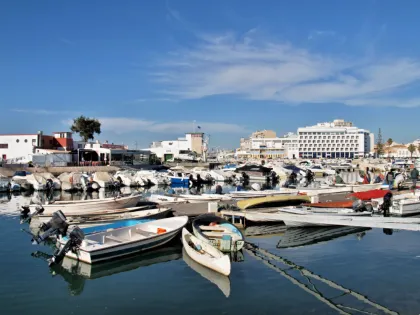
[
  {"x1": 192, "y1": 214, "x2": 245, "y2": 252},
  {"x1": 27, "y1": 194, "x2": 141, "y2": 215},
  {"x1": 182, "y1": 228, "x2": 231, "y2": 276},
  {"x1": 302, "y1": 201, "x2": 353, "y2": 208},
  {"x1": 237, "y1": 194, "x2": 311, "y2": 210},
  {"x1": 57, "y1": 216, "x2": 188, "y2": 264},
  {"x1": 350, "y1": 190, "x2": 390, "y2": 201},
  {"x1": 182, "y1": 248, "x2": 231, "y2": 297}
]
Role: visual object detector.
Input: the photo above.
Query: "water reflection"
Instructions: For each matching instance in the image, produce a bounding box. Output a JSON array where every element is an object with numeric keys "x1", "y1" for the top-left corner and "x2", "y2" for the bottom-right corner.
[
  {"x1": 245, "y1": 242, "x2": 399, "y2": 315},
  {"x1": 182, "y1": 249, "x2": 231, "y2": 298},
  {"x1": 32, "y1": 242, "x2": 183, "y2": 296},
  {"x1": 277, "y1": 226, "x2": 370, "y2": 249}
]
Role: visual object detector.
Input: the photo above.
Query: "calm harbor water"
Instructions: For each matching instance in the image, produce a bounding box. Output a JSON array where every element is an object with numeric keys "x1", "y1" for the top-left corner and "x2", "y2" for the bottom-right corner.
[{"x1": 1, "y1": 187, "x2": 420, "y2": 315}]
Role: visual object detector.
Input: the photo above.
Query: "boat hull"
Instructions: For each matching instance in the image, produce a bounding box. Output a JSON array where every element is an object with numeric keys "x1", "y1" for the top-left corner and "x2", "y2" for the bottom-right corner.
[{"x1": 182, "y1": 228, "x2": 231, "y2": 276}]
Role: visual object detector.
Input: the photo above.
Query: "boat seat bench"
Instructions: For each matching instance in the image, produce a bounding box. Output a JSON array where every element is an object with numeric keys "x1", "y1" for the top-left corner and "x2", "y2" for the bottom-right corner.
[
  {"x1": 202, "y1": 231, "x2": 235, "y2": 238},
  {"x1": 135, "y1": 229, "x2": 158, "y2": 237},
  {"x1": 105, "y1": 235, "x2": 130, "y2": 243},
  {"x1": 199, "y1": 225, "x2": 228, "y2": 232}
]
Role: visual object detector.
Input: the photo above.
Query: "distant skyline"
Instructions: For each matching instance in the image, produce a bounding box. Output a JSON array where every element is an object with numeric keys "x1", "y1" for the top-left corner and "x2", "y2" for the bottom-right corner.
[{"x1": 2, "y1": 0, "x2": 420, "y2": 148}]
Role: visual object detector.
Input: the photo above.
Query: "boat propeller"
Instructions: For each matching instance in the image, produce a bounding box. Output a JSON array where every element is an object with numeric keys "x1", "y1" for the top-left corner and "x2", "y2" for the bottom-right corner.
[{"x1": 48, "y1": 226, "x2": 85, "y2": 266}]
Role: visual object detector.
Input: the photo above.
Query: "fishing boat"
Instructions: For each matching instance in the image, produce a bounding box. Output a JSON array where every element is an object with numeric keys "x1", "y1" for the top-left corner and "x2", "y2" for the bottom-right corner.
[
  {"x1": 192, "y1": 214, "x2": 245, "y2": 252},
  {"x1": 277, "y1": 226, "x2": 370, "y2": 248},
  {"x1": 228, "y1": 190, "x2": 296, "y2": 199},
  {"x1": 92, "y1": 172, "x2": 115, "y2": 188},
  {"x1": 302, "y1": 201, "x2": 353, "y2": 208},
  {"x1": 182, "y1": 228, "x2": 231, "y2": 276},
  {"x1": 178, "y1": 194, "x2": 232, "y2": 203},
  {"x1": 245, "y1": 208, "x2": 372, "y2": 225},
  {"x1": 390, "y1": 198, "x2": 420, "y2": 216},
  {"x1": 37, "y1": 172, "x2": 62, "y2": 190},
  {"x1": 0, "y1": 175, "x2": 10, "y2": 192},
  {"x1": 26, "y1": 194, "x2": 140, "y2": 215},
  {"x1": 148, "y1": 194, "x2": 187, "y2": 204},
  {"x1": 182, "y1": 249, "x2": 231, "y2": 298},
  {"x1": 350, "y1": 190, "x2": 390, "y2": 201},
  {"x1": 55, "y1": 216, "x2": 188, "y2": 264},
  {"x1": 237, "y1": 194, "x2": 311, "y2": 210}
]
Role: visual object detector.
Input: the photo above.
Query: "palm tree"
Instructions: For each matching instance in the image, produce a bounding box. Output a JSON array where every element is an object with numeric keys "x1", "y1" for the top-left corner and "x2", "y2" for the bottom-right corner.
[
  {"x1": 408, "y1": 144, "x2": 416, "y2": 158},
  {"x1": 386, "y1": 138, "x2": 393, "y2": 157}
]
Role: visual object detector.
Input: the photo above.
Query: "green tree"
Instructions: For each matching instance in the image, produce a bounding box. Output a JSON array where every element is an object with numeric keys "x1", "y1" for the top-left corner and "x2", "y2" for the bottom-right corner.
[
  {"x1": 376, "y1": 128, "x2": 384, "y2": 157},
  {"x1": 408, "y1": 144, "x2": 416, "y2": 158},
  {"x1": 417, "y1": 144, "x2": 420, "y2": 157},
  {"x1": 70, "y1": 115, "x2": 101, "y2": 142}
]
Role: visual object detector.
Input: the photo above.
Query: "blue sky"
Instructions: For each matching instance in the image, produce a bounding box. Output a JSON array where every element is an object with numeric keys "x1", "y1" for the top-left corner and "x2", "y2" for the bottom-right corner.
[{"x1": 1, "y1": 0, "x2": 420, "y2": 148}]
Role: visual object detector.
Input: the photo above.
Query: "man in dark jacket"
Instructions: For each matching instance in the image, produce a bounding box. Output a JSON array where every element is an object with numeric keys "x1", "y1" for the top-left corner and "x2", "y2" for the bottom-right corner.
[{"x1": 411, "y1": 167, "x2": 419, "y2": 190}]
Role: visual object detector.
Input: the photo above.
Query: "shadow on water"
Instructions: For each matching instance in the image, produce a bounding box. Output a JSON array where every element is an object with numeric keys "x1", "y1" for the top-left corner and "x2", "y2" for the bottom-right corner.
[{"x1": 32, "y1": 241, "x2": 184, "y2": 296}]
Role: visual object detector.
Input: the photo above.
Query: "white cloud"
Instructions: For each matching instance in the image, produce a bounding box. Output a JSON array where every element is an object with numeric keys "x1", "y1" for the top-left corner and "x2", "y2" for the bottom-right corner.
[
  {"x1": 154, "y1": 31, "x2": 420, "y2": 107},
  {"x1": 62, "y1": 117, "x2": 248, "y2": 135}
]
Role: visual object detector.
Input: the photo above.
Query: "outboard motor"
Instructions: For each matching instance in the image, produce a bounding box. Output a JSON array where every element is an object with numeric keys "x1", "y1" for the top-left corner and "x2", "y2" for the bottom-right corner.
[
  {"x1": 215, "y1": 185, "x2": 223, "y2": 195},
  {"x1": 353, "y1": 200, "x2": 368, "y2": 212},
  {"x1": 46, "y1": 179, "x2": 54, "y2": 191},
  {"x1": 49, "y1": 226, "x2": 85, "y2": 266},
  {"x1": 33, "y1": 210, "x2": 68, "y2": 244}
]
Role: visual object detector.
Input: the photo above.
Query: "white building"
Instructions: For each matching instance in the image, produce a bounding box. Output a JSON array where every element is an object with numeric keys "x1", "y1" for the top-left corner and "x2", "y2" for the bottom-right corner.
[
  {"x1": 236, "y1": 132, "x2": 299, "y2": 159},
  {"x1": 297, "y1": 119, "x2": 373, "y2": 159},
  {"x1": 0, "y1": 133, "x2": 41, "y2": 162},
  {"x1": 146, "y1": 133, "x2": 204, "y2": 161}
]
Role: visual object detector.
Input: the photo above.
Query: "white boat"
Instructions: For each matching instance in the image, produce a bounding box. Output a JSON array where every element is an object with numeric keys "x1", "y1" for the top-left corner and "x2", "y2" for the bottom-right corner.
[
  {"x1": 114, "y1": 170, "x2": 139, "y2": 186},
  {"x1": 244, "y1": 212, "x2": 420, "y2": 230},
  {"x1": 38, "y1": 172, "x2": 61, "y2": 190},
  {"x1": 178, "y1": 194, "x2": 232, "y2": 203},
  {"x1": 58, "y1": 172, "x2": 85, "y2": 191},
  {"x1": 92, "y1": 172, "x2": 114, "y2": 188},
  {"x1": 192, "y1": 214, "x2": 245, "y2": 252},
  {"x1": 182, "y1": 228, "x2": 231, "y2": 276},
  {"x1": 391, "y1": 198, "x2": 420, "y2": 216},
  {"x1": 148, "y1": 194, "x2": 187, "y2": 204},
  {"x1": 333, "y1": 183, "x2": 383, "y2": 192},
  {"x1": 209, "y1": 170, "x2": 228, "y2": 182},
  {"x1": 57, "y1": 216, "x2": 188, "y2": 264},
  {"x1": 245, "y1": 208, "x2": 372, "y2": 225},
  {"x1": 182, "y1": 249, "x2": 231, "y2": 298},
  {"x1": 228, "y1": 190, "x2": 296, "y2": 199},
  {"x1": 31, "y1": 206, "x2": 172, "y2": 228},
  {"x1": 27, "y1": 194, "x2": 140, "y2": 215},
  {"x1": 26, "y1": 174, "x2": 48, "y2": 190},
  {"x1": 0, "y1": 175, "x2": 10, "y2": 192}
]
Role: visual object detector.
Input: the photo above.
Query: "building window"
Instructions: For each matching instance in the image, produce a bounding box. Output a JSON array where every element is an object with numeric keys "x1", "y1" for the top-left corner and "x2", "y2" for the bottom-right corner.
[
  {"x1": 16, "y1": 139, "x2": 19, "y2": 143},
  {"x1": 24, "y1": 139, "x2": 28, "y2": 143},
  {"x1": 0, "y1": 144, "x2": 8, "y2": 149}
]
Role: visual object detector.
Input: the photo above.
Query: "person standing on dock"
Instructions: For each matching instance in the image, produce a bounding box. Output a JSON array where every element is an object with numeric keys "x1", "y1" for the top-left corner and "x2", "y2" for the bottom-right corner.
[
  {"x1": 410, "y1": 167, "x2": 419, "y2": 191},
  {"x1": 379, "y1": 192, "x2": 393, "y2": 217},
  {"x1": 385, "y1": 170, "x2": 394, "y2": 190}
]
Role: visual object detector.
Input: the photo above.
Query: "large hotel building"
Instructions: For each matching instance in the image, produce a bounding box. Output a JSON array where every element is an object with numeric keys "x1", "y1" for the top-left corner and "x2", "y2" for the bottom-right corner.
[{"x1": 237, "y1": 119, "x2": 374, "y2": 159}]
